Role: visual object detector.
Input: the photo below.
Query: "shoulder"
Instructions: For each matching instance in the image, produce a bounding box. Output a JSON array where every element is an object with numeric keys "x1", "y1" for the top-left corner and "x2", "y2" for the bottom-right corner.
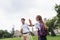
[
  {"x1": 21, "y1": 23, "x2": 28, "y2": 27},
  {"x1": 36, "y1": 22, "x2": 40, "y2": 25},
  {"x1": 24, "y1": 23, "x2": 29, "y2": 26}
]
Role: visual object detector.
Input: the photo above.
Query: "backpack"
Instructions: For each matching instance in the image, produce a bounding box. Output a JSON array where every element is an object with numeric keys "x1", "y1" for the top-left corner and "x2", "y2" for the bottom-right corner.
[{"x1": 38, "y1": 23, "x2": 48, "y2": 36}]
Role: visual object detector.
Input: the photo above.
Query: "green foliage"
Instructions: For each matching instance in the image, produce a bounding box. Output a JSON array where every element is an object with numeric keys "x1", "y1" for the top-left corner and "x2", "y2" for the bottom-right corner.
[
  {"x1": 46, "y1": 17, "x2": 58, "y2": 36},
  {"x1": 0, "y1": 30, "x2": 12, "y2": 38},
  {"x1": 46, "y1": 4, "x2": 60, "y2": 36},
  {"x1": 0, "y1": 30, "x2": 4, "y2": 38},
  {"x1": 55, "y1": 4, "x2": 60, "y2": 27},
  {"x1": 11, "y1": 27, "x2": 15, "y2": 38},
  {"x1": 3, "y1": 30, "x2": 11, "y2": 38}
]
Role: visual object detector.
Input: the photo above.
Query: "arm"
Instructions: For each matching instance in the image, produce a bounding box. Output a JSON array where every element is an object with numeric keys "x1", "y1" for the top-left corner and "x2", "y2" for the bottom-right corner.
[
  {"x1": 29, "y1": 19, "x2": 34, "y2": 27},
  {"x1": 44, "y1": 24, "x2": 49, "y2": 30},
  {"x1": 20, "y1": 28, "x2": 23, "y2": 34},
  {"x1": 20, "y1": 28, "x2": 23, "y2": 36}
]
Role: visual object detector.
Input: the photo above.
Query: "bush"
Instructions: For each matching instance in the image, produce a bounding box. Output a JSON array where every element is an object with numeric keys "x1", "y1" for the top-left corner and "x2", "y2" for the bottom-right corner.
[{"x1": 0, "y1": 30, "x2": 12, "y2": 38}]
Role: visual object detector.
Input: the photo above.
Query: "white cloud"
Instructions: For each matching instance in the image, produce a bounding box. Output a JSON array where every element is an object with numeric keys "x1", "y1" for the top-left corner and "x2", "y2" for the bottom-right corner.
[{"x1": 0, "y1": 0, "x2": 59, "y2": 32}]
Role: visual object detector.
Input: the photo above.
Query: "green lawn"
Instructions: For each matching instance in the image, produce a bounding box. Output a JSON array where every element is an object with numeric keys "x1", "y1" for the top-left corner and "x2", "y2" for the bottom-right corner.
[{"x1": 0, "y1": 36, "x2": 60, "y2": 40}]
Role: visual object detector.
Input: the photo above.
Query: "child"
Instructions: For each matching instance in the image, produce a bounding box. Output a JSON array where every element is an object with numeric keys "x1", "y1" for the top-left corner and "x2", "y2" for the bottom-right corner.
[
  {"x1": 20, "y1": 18, "x2": 31, "y2": 40},
  {"x1": 29, "y1": 15, "x2": 48, "y2": 40}
]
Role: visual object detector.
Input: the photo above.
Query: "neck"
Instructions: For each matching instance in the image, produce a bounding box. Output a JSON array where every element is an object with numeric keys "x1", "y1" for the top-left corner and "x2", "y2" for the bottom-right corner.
[
  {"x1": 22, "y1": 23, "x2": 25, "y2": 25},
  {"x1": 37, "y1": 21, "x2": 40, "y2": 22}
]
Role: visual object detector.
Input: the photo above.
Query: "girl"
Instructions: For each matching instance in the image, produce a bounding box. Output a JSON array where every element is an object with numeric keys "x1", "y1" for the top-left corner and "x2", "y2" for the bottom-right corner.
[{"x1": 29, "y1": 15, "x2": 48, "y2": 40}]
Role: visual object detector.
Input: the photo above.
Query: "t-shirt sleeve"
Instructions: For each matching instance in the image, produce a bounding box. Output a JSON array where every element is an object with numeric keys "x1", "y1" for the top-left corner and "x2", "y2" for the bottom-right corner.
[{"x1": 35, "y1": 23, "x2": 41, "y2": 30}]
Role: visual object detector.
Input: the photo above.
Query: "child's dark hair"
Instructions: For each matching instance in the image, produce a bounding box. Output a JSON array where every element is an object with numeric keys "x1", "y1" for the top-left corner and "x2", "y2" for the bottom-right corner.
[{"x1": 21, "y1": 18, "x2": 25, "y2": 21}]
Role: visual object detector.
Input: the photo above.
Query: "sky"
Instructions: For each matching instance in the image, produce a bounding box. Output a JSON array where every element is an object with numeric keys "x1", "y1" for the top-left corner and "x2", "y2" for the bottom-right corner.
[{"x1": 0, "y1": 0, "x2": 60, "y2": 32}]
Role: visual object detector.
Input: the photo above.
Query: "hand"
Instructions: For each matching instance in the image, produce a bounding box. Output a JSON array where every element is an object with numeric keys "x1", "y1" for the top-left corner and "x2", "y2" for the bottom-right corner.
[
  {"x1": 29, "y1": 19, "x2": 31, "y2": 23},
  {"x1": 29, "y1": 19, "x2": 33, "y2": 26}
]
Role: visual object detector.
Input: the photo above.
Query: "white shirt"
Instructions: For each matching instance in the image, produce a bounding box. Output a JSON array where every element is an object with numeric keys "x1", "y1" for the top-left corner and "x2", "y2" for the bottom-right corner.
[
  {"x1": 35, "y1": 21, "x2": 41, "y2": 30},
  {"x1": 21, "y1": 23, "x2": 30, "y2": 33}
]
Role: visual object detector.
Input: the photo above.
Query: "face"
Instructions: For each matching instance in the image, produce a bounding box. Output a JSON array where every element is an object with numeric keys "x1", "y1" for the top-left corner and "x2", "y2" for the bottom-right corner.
[
  {"x1": 21, "y1": 20, "x2": 25, "y2": 24},
  {"x1": 36, "y1": 17, "x2": 39, "y2": 21}
]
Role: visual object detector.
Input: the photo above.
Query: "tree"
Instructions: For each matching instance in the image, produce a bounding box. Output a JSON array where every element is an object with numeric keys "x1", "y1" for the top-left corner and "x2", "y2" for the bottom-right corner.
[
  {"x1": 0, "y1": 30, "x2": 11, "y2": 38},
  {"x1": 55, "y1": 4, "x2": 60, "y2": 27},
  {"x1": 11, "y1": 26, "x2": 15, "y2": 38},
  {"x1": 46, "y1": 4, "x2": 60, "y2": 36},
  {"x1": 46, "y1": 17, "x2": 57, "y2": 36},
  {"x1": 3, "y1": 30, "x2": 11, "y2": 38},
  {"x1": 0, "y1": 30, "x2": 4, "y2": 38}
]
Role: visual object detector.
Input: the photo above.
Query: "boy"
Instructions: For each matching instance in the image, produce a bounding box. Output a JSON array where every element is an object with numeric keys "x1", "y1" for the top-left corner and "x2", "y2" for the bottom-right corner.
[{"x1": 20, "y1": 18, "x2": 31, "y2": 40}]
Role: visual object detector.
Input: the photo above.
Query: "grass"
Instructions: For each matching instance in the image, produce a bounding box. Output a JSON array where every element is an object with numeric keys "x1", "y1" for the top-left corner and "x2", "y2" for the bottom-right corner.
[
  {"x1": 47, "y1": 36, "x2": 60, "y2": 40},
  {"x1": 0, "y1": 36, "x2": 60, "y2": 40}
]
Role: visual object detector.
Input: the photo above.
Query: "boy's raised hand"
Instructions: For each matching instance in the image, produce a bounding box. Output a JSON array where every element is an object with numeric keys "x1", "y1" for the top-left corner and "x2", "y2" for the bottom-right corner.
[
  {"x1": 29, "y1": 19, "x2": 32, "y2": 23},
  {"x1": 29, "y1": 19, "x2": 33, "y2": 26}
]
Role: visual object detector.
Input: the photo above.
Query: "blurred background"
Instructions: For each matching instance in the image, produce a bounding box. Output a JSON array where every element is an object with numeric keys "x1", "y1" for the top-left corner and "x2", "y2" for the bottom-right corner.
[{"x1": 0, "y1": 0, "x2": 60, "y2": 39}]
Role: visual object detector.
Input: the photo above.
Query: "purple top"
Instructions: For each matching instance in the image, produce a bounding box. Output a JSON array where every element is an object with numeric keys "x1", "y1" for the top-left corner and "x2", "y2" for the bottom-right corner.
[{"x1": 38, "y1": 23, "x2": 48, "y2": 36}]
